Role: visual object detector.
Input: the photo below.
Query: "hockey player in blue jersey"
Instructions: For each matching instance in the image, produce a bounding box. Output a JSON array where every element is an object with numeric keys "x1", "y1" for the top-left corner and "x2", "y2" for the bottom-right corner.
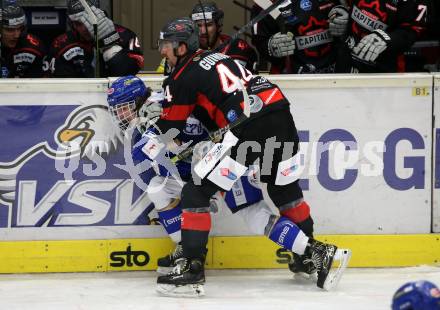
[{"x1": 107, "y1": 75, "x2": 350, "y2": 296}]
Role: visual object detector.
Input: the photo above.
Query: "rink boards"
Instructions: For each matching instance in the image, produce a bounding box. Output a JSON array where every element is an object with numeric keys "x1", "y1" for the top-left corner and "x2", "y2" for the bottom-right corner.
[
  {"x1": 0, "y1": 235, "x2": 438, "y2": 273},
  {"x1": 0, "y1": 74, "x2": 439, "y2": 273}
]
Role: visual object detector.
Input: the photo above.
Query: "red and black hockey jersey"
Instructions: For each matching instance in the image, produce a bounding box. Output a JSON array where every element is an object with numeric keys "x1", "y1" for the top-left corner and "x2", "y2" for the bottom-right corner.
[
  {"x1": 1, "y1": 33, "x2": 47, "y2": 78},
  {"x1": 48, "y1": 24, "x2": 143, "y2": 78},
  {"x1": 251, "y1": 0, "x2": 346, "y2": 73},
  {"x1": 156, "y1": 50, "x2": 289, "y2": 134},
  {"x1": 215, "y1": 34, "x2": 258, "y2": 73},
  {"x1": 347, "y1": 0, "x2": 427, "y2": 72}
]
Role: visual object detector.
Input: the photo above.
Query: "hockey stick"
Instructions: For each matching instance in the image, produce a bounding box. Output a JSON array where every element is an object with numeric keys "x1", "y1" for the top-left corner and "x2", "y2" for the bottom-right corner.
[
  {"x1": 214, "y1": 0, "x2": 285, "y2": 52},
  {"x1": 79, "y1": 0, "x2": 100, "y2": 78},
  {"x1": 170, "y1": 80, "x2": 251, "y2": 164}
]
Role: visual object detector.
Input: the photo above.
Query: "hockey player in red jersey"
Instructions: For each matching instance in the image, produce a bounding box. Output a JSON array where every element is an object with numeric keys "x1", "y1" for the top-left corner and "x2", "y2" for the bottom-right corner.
[
  {"x1": 251, "y1": 0, "x2": 350, "y2": 74},
  {"x1": 47, "y1": 0, "x2": 143, "y2": 77},
  {"x1": 191, "y1": 1, "x2": 258, "y2": 73},
  {"x1": 1, "y1": 2, "x2": 47, "y2": 78},
  {"x1": 347, "y1": 0, "x2": 428, "y2": 72},
  {"x1": 146, "y1": 17, "x2": 351, "y2": 297},
  {"x1": 157, "y1": 1, "x2": 258, "y2": 75}
]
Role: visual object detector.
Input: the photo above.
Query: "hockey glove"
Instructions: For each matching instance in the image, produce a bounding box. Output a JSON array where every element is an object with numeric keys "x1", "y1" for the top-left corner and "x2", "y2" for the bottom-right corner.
[
  {"x1": 268, "y1": 32, "x2": 295, "y2": 58},
  {"x1": 91, "y1": 6, "x2": 121, "y2": 49},
  {"x1": 328, "y1": 5, "x2": 349, "y2": 37},
  {"x1": 138, "y1": 91, "x2": 164, "y2": 124},
  {"x1": 351, "y1": 29, "x2": 391, "y2": 63},
  {"x1": 69, "y1": 6, "x2": 120, "y2": 49}
]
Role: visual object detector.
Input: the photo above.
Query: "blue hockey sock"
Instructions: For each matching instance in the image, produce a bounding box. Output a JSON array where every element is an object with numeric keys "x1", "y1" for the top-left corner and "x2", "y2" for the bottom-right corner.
[
  {"x1": 268, "y1": 216, "x2": 309, "y2": 255},
  {"x1": 157, "y1": 202, "x2": 182, "y2": 243}
]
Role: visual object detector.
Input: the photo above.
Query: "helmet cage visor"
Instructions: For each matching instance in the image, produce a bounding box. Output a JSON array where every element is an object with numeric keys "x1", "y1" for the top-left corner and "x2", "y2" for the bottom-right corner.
[{"x1": 109, "y1": 101, "x2": 137, "y2": 132}]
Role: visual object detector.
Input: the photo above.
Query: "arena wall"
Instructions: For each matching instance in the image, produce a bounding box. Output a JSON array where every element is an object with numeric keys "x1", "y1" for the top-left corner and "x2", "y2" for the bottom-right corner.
[{"x1": 0, "y1": 74, "x2": 438, "y2": 273}]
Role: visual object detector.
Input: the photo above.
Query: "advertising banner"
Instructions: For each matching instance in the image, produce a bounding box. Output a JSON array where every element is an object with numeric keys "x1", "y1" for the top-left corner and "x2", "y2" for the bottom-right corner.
[
  {"x1": 0, "y1": 76, "x2": 434, "y2": 242},
  {"x1": 273, "y1": 74, "x2": 433, "y2": 234}
]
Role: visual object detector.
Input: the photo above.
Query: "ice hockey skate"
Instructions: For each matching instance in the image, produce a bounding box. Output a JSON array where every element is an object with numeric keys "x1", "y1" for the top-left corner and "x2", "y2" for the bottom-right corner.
[
  {"x1": 156, "y1": 243, "x2": 183, "y2": 275},
  {"x1": 288, "y1": 252, "x2": 318, "y2": 281},
  {"x1": 156, "y1": 258, "x2": 205, "y2": 297},
  {"x1": 304, "y1": 239, "x2": 352, "y2": 291}
]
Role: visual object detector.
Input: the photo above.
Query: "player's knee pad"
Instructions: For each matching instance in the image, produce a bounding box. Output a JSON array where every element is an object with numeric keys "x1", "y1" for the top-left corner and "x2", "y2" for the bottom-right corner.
[
  {"x1": 267, "y1": 181, "x2": 303, "y2": 207},
  {"x1": 181, "y1": 181, "x2": 215, "y2": 212},
  {"x1": 267, "y1": 216, "x2": 309, "y2": 255},
  {"x1": 235, "y1": 200, "x2": 274, "y2": 235},
  {"x1": 280, "y1": 200, "x2": 310, "y2": 223},
  {"x1": 157, "y1": 200, "x2": 182, "y2": 243}
]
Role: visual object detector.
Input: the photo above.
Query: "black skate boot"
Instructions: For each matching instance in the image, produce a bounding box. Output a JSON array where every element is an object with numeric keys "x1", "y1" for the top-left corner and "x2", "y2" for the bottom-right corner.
[
  {"x1": 288, "y1": 252, "x2": 317, "y2": 279},
  {"x1": 157, "y1": 243, "x2": 183, "y2": 274},
  {"x1": 156, "y1": 257, "x2": 205, "y2": 297},
  {"x1": 305, "y1": 239, "x2": 351, "y2": 291}
]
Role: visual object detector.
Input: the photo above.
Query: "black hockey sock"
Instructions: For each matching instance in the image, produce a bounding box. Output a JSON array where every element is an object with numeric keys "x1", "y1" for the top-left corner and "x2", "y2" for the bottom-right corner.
[
  {"x1": 297, "y1": 216, "x2": 314, "y2": 238},
  {"x1": 181, "y1": 229, "x2": 209, "y2": 261}
]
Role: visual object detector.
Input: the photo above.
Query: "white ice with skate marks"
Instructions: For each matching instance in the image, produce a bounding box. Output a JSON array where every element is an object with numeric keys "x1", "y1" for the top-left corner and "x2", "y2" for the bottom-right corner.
[{"x1": 1, "y1": 266, "x2": 439, "y2": 310}]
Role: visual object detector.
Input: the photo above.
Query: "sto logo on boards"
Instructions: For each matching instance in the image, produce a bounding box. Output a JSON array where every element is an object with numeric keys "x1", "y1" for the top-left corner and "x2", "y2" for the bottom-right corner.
[{"x1": 110, "y1": 245, "x2": 150, "y2": 267}]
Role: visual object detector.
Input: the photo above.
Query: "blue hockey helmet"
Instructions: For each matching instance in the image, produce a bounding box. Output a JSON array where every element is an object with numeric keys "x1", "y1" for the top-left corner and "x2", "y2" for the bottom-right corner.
[
  {"x1": 392, "y1": 280, "x2": 440, "y2": 310},
  {"x1": 107, "y1": 75, "x2": 150, "y2": 131}
]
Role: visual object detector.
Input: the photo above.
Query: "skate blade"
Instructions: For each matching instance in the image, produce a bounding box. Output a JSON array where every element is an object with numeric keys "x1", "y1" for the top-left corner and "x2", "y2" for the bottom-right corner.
[
  {"x1": 293, "y1": 271, "x2": 318, "y2": 282},
  {"x1": 156, "y1": 283, "x2": 205, "y2": 298},
  {"x1": 323, "y1": 248, "x2": 352, "y2": 291},
  {"x1": 156, "y1": 266, "x2": 174, "y2": 275}
]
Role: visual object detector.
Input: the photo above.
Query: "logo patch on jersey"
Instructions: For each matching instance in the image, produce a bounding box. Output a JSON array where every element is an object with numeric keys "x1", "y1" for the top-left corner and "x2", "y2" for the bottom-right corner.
[
  {"x1": 249, "y1": 95, "x2": 263, "y2": 113},
  {"x1": 2, "y1": 66, "x2": 10, "y2": 78},
  {"x1": 220, "y1": 168, "x2": 237, "y2": 181},
  {"x1": 295, "y1": 29, "x2": 333, "y2": 50},
  {"x1": 227, "y1": 110, "x2": 238, "y2": 122},
  {"x1": 13, "y1": 53, "x2": 36, "y2": 64},
  {"x1": 63, "y1": 46, "x2": 84, "y2": 61},
  {"x1": 281, "y1": 164, "x2": 299, "y2": 176},
  {"x1": 300, "y1": 0, "x2": 312, "y2": 11},
  {"x1": 351, "y1": 5, "x2": 388, "y2": 32}
]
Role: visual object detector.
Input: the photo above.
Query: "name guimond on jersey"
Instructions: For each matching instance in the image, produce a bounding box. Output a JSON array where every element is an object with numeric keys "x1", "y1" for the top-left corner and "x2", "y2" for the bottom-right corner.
[{"x1": 198, "y1": 53, "x2": 230, "y2": 70}]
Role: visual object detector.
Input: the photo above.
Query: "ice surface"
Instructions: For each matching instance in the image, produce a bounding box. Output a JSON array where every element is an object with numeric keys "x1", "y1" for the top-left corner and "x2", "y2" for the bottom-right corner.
[{"x1": 0, "y1": 266, "x2": 439, "y2": 310}]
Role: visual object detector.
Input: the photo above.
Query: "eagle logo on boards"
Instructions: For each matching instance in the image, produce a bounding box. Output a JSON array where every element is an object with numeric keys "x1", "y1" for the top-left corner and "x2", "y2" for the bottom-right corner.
[{"x1": 0, "y1": 103, "x2": 147, "y2": 228}]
